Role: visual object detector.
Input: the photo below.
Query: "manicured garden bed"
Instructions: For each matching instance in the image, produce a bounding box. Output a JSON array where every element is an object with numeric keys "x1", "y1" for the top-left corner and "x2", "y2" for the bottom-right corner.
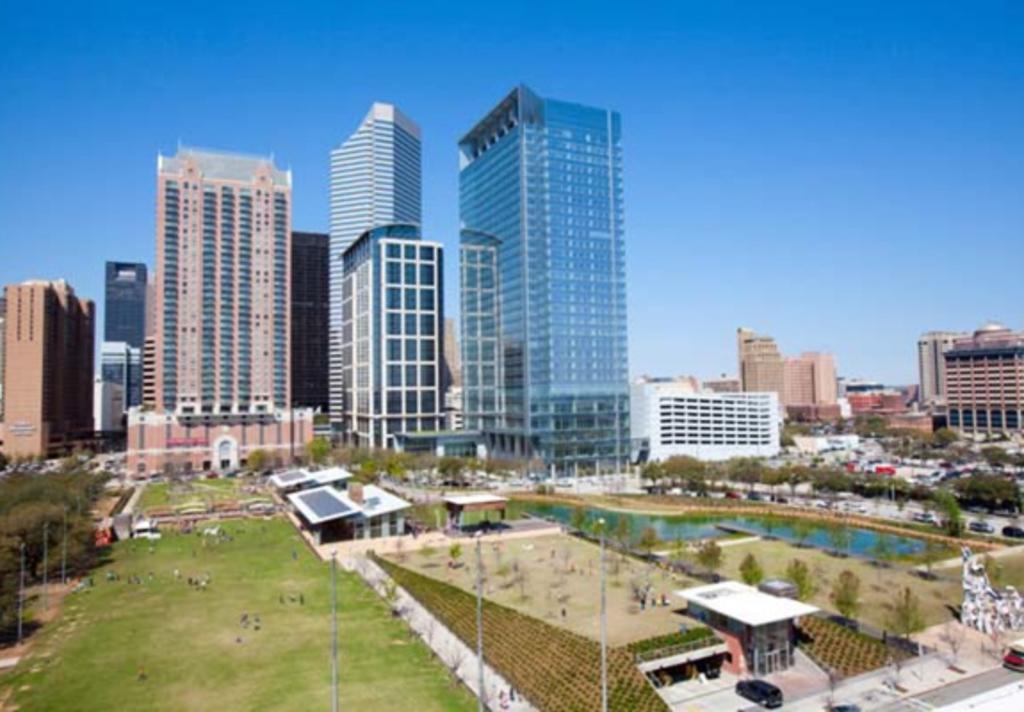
[
  {"x1": 374, "y1": 555, "x2": 666, "y2": 711},
  {"x1": 797, "y1": 615, "x2": 910, "y2": 677}
]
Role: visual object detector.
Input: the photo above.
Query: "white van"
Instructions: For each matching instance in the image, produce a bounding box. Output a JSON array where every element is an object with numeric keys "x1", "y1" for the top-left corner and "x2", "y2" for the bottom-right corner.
[{"x1": 132, "y1": 518, "x2": 162, "y2": 540}]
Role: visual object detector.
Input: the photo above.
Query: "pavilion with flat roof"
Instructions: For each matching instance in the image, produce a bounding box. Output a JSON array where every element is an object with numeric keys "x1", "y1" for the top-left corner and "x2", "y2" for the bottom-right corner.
[
  {"x1": 442, "y1": 494, "x2": 508, "y2": 531},
  {"x1": 287, "y1": 483, "x2": 410, "y2": 544},
  {"x1": 676, "y1": 581, "x2": 818, "y2": 676}
]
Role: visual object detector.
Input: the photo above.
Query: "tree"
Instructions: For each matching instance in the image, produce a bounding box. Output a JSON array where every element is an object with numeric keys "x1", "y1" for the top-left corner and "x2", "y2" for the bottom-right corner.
[
  {"x1": 383, "y1": 452, "x2": 411, "y2": 480},
  {"x1": 831, "y1": 570, "x2": 861, "y2": 621},
  {"x1": 614, "y1": 516, "x2": 632, "y2": 551},
  {"x1": 739, "y1": 553, "x2": 764, "y2": 585},
  {"x1": 981, "y1": 446, "x2": 1010, "y2": 468},
  {"x1": 886, "y1": 586, "x2": 925, "y2": 641},
  {"x1": 792, "y1": 518, "x2": 814, "y2": 548},
  {"x1": 569, "y1": 505, "x2": 588, "y2": 533},
  {"x1": 437, "y1": 457, "x2": 468, "y2": 485},
  {"x1": 695, "y1": 540, "x2": 723, "y2": 577},
  {"x1": 933, "y1": 428, "x2": 958, "y2": 448},
  {"x1": 871, "y1": 533, "x2": 894, "y2": 568},
  {"x1": 247, "y1": 449, "x2": 269, "y2": 473},
  {"x1": 638, "y1": 526, "x2": 659, "y2": 555},
  {"x1": 827, "y1": 521, "x2": 852, "y2": 556},
  {"x1": 932, "y1": 490, "x2": 963, "y2": 537},
  {"x1": 727, "y1": 457, "x2": 765, "y2": 492},
  {"x1": 448, "y1": 543, "x2": 463, "y2": 568},
  {"x1": 921, "y1": 537, "x2": 946, "y2": 579},
  {"x1": 307, "y1": 437, "x2": 331, "y2": 466},
  {"x1": 786, "y1": 559, "x2": 817, "y2": 601}
]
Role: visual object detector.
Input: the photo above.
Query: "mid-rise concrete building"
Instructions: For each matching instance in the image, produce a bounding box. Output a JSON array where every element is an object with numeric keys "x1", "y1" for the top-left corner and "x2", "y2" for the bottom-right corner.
[
  {"x1": 704, "y1": 375, "x2": 740, "y2": 393},
  {"x1": 737, "y1": 327, "x2": 784, "y2": 397},
  {"x1": 946, "y1": 322, "x2": 1024, "y2": 434},
  {"x1": 917, "y1": 331, "x2": 967, "y2": 407},
  {"x1": 291, "y1": 230, "x2": 329, "y2": 412},
  {"x1": 338, "y1": 224, "x2": 444, "y2": 449},
  {"x1": 782, "y1": 352, "x2": 838, "y2": 420},
  {"x1": 1, "y1": 279, "x2": 95, "y2": 458},
  {"x1": 127, "y1": 148, "x2": 312, "y2": 476},
  {"x1": 329, "y1": 103, "x2": 422, "y2": 437},
  {"x1": 631, "y1": 377, "x2": 780, "y2": 462}
]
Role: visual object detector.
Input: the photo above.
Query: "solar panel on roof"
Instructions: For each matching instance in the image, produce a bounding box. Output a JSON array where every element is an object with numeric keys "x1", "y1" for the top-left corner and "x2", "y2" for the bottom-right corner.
[
  {"x1": 277, "y1": 470, "x2": 307, "y2": 483},
  {"x1": 300, "y1": 490, "x2": 351, "y2": 520}
]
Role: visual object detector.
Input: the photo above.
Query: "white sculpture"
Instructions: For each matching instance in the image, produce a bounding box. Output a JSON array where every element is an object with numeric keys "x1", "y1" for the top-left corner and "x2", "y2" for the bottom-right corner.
[{"x1": 960, "y1": 546, "x2": 1024, "y2": 635}]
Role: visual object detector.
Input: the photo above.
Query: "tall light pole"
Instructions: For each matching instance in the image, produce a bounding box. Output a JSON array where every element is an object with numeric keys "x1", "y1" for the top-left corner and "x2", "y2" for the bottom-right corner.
[
  {"x1": 598, "y1": 517, "x2": 607, "y2": 712},
  {"x1": 475, "y1": 532, "x2": 485, "y2": 711},
  {"x1": 42, "y1": 521, "x2": 49, "y2": 613},
  {"x1": 331, "y1": 553, "x2": 339, "y2": 712},
  {"x1": 61, "y1": 506, "x2": 68, "y2": 585},
  {"x1": 17, "y1": 541, "x2": 26, "y2": 644}
]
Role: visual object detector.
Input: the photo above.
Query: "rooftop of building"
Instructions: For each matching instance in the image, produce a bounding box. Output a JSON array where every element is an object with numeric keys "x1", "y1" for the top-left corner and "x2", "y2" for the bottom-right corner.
[
  {"x1": 676, "y1": 581, "x2": 819, "y2": 627},
  {"x1": 287, "y1": 483, "x2": 410, "y2": 525},
  {"x1": 357, "y1": 101, "x2": 421, "y2": 140},
  {"x1": 158, "y1": 146, "x2": 291, "y2": 187}
]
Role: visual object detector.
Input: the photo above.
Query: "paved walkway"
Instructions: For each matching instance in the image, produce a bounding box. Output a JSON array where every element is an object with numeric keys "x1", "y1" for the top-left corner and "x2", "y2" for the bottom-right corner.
[{"x1": 348, "y1": 556, "x2": 534, "y2": 712}]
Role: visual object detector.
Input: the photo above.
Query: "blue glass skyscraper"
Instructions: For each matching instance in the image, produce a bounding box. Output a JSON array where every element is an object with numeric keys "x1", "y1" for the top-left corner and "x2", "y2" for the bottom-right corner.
[{"x1": 459, "y1": 85, "x2": 629, "y2": 474}]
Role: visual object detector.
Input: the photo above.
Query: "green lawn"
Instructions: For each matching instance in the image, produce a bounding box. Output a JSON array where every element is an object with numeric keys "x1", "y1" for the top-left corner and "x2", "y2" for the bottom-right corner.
[{"x1": 1, "y1": 518, "x2": 474, "y2": 711}]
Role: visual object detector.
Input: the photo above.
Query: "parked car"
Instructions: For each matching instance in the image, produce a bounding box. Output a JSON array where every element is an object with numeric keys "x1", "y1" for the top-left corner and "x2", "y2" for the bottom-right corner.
[
  {"x1": 725, "y1": 491, "x2": 742, "y2": 500},
  {"x1": 736, "y1": 679, "x2": 783, "y2": 708},
  {"x1": 746, "y1": 492, "x2": 764, "y2": 502},
  {"x1": 1004, "y1": 638, "x2": 1024, "y2": 672},
  {"x1": 1002, "y1": 525, "x2": 1024, "y2": 539},
  {"x1": 968, "y1": 520, "x2": 995, "y2": 534}
]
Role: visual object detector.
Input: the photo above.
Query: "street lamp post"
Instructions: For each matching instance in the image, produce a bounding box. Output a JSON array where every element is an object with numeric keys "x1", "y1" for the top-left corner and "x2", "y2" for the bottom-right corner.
[
  {"x1": 598, "y1": 517, "x2": 607, "y2": 712},
  {"x1": 331, "y1": 553, "x2": 339, "y2": 712},
  {"x1": 61, "y1": 506, "x2": 68, "y2": 585},
  {"x1": 42, "y1": 521, "x2": 49, "y2": 613},
  {"x1": 17, "y1": 542, "x2": 26, "y2": 644},
  {"x1": 475, "y1": 532, "x2": 485, "y2": 712}
]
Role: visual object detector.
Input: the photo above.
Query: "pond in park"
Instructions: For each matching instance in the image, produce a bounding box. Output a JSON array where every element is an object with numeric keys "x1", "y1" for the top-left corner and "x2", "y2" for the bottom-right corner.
[{"x1": 519, "y1": 502, "x2": 929, "y2": 558}]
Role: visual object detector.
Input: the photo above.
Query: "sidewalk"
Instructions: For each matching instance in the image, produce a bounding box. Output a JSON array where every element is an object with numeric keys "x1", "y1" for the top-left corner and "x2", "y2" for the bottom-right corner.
[
  {"x1": 783, "y1": 622, "x2": 1007, "y2": 711},
  {"x1": 349, "y1": 556, "x2": 534, "y2": 712}
]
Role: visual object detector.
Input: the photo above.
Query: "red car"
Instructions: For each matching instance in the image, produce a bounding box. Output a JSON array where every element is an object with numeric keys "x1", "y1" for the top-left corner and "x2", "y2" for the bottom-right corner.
[
  {"x1": 1004, "y1": 639, "x2": 1024, "y2": 672},
  {"x1": 725, "y1": 491, "x2": 742, "y2": 499}
]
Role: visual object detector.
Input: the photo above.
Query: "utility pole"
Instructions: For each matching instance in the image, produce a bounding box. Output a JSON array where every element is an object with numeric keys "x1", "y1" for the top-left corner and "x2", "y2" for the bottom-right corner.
[
  {"x1": 17, "y1": 542, "x2": 26, "y2": 644},
  {"x1": 331, "y1": 553, "x2": 339, "y2": 712},
  {"x1": 599, "y1": 518, "x2": 608, "y2": 712},
  {"x1": 476, "y1": 533, "x2": 485, "y2": 711},
  {"x1": 61, "y1": 506, "x2": 68, "y2": 585},
  {"x1": 42, "y1": 521, "x2": 49, "y2": 613}
]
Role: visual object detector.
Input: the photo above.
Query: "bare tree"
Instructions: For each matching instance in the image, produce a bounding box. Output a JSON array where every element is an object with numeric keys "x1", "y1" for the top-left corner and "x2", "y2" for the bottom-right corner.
[{"x1": 938, "y1": 621, "x2": 965, "y2": 669}]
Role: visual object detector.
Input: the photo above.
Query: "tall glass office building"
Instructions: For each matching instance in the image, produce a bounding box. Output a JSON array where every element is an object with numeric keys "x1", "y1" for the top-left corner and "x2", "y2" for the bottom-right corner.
[
  {"x1": 329, "y1": 103, "x2": 421, "y2": 435},
  {"x1": 459, "y1": 85, "x2": 629, "y2": 474},
  {"x1": 104, "y1": 261, "x2": 147, "y2": 348}
]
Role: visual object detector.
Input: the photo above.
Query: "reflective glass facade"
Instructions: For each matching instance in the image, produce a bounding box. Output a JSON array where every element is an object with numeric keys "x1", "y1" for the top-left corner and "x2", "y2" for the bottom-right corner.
[{"x1": 459, "y1": 85, "x2": 629, "y2": 473}]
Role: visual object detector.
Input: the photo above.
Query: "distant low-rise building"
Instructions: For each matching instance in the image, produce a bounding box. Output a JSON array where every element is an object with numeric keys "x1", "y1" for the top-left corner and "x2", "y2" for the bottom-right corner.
[
  {"x1": 631, "y1": 377, "x2": 780, "y2": 462},
  {"x1": 703, "y1": 375, "x2": 740, "y2": 393}
]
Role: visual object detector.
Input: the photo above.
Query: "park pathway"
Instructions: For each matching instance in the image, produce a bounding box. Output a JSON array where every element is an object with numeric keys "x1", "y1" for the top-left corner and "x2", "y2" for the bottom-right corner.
[{"x1": 348, "y1": 556, "x2": 535, "y2": 712}]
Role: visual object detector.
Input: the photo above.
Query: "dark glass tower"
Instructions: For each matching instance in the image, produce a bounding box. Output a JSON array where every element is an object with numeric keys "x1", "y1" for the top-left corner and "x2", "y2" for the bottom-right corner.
[
  {"x1": 459, "y1": 85, "x2": 629, "y2": 474},
  {"x1": 291, "y1": 231, "x2": 329, "y2": 411},
  {"x1": 104, "y1": 261, "x2": 148, "y2": 348}
]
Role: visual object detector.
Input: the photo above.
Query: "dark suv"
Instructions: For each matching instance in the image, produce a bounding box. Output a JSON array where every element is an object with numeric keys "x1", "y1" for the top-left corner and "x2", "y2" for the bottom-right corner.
[
  {"x1": 736, "y1": 679, "x2": 783, "y2": 708},
  {"x1": 1003, "y1": 525, "x2": 1024, "y2": 539}
]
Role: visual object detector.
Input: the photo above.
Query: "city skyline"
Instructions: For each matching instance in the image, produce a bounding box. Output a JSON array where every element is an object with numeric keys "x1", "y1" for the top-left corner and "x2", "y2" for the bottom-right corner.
[{"x1": 1, "y1": 3, "x2": 1022, "y2": 385}]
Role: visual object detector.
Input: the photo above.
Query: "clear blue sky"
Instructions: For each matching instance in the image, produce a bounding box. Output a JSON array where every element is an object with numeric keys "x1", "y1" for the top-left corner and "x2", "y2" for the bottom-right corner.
[{"x1": 2, "y1": 1, "x2": 1021, "y2": 385}]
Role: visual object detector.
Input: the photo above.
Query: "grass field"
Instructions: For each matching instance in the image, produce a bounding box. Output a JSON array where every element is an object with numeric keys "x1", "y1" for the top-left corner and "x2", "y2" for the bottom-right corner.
[
  {"x1": 385, "y1": 533, "x2": 699, "y2": 646},
  {"x1": 714, "y1": 539, "x2": 961, "y2": 630},
  {"x1": 137, "y1": 479, "x2": 267, "y2": 514},
  {"x1": 0, "y1": 518, "x2": 474, "y2": 711}
]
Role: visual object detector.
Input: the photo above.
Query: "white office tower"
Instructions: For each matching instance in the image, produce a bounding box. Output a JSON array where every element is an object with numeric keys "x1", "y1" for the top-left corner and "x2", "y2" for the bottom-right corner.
[
  {"x1": 631, "y1": 377, "x2": 781, "y2": 462},
  {"x1": 329, "y1": 103, "x2": 422, "y2": 435}
]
